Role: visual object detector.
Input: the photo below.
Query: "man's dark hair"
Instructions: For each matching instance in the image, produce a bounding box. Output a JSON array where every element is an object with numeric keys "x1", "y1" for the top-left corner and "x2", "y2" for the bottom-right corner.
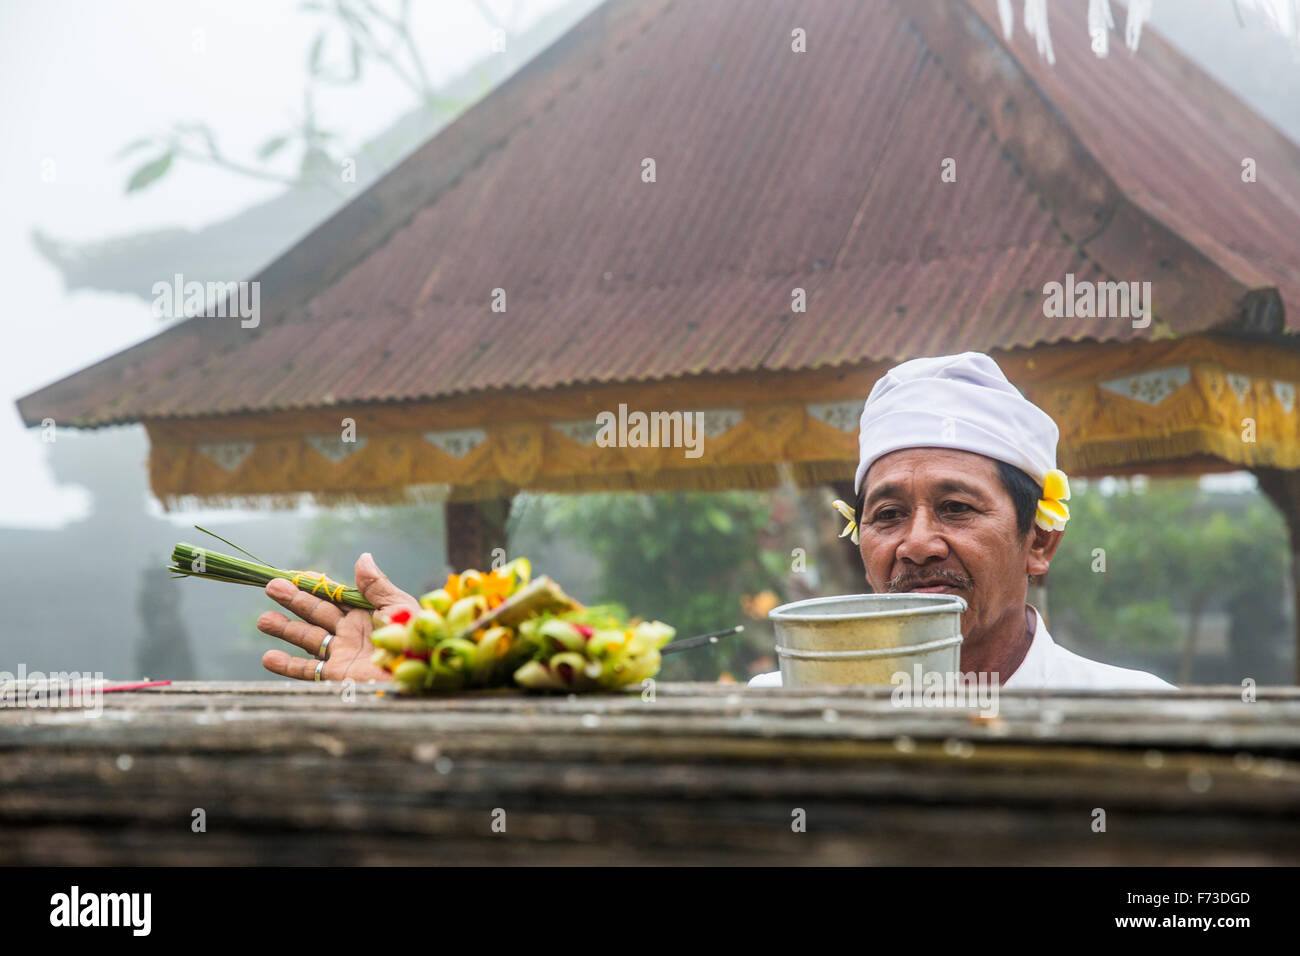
[{"x1": 853, "y1": 458, "x2": 1042, "y2": 538}]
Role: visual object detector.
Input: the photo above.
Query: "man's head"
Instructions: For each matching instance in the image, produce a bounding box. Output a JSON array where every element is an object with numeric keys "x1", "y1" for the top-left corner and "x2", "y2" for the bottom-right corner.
[
  {"x1": 846, "y1": 352, "x2": 1071, "y2": 646},
  {"x1": 852, "y1": 447, "x2": 1063, "y2": 639}
]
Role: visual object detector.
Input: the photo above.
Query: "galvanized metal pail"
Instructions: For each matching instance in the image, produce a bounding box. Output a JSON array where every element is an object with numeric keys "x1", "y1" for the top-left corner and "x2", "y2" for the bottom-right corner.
[{"x1": 769, "y1": 592, "x2": 966, "y2": 687}]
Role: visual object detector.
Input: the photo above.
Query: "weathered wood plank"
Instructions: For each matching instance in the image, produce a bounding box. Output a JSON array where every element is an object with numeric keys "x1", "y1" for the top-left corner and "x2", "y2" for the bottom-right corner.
[{"x1": 4, "y1": 682, "x2": 1298, "y2": 864}]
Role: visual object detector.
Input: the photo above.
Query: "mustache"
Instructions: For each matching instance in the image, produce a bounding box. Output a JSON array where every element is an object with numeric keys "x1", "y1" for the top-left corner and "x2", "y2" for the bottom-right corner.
[{"x1": 887, "y1": 567, "x2": 973, "y2": 592}]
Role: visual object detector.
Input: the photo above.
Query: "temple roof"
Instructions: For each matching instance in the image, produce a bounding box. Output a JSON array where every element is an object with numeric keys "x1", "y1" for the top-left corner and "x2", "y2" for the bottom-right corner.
[{"x1": 19, "y1": 0, "x2": 1300, "y2": 429}]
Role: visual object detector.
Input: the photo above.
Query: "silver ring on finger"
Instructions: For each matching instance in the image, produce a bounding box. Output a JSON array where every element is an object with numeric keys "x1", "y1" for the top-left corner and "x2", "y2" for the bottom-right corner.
[
  {"x1": 317, "y1": 633, "x2": 333, "y2": 660},
  {"x1": 314, "y1": 659, "x2": 325, "y2": 682}
]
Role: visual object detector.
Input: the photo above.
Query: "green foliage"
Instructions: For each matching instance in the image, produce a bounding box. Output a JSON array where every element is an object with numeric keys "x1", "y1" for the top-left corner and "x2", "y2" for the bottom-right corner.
[
  {"x1": 118, "y1": 0, "x2": 471, "y2": 196},
  {"x1": 524, "y1": 492, "x2": 783, "y2": 680},
  {"x1": 125, "y1": 151, "x2": 174, "y2": 193},
  {"x1": 1048, "y1": 478, "x2": 1288, "y2": 656},
  {"x1": 302, "y1": 503, "x2": 448, "y2": 596},
  {"x1": 135, "y1": 566, "x2": 197, "y2": 680},
  {"x1": 285, "y1": 478, "x2": 1289, "y2": 685},
  {"x1": 257, "y1": 136, "x2": 290, "y2": 160}
]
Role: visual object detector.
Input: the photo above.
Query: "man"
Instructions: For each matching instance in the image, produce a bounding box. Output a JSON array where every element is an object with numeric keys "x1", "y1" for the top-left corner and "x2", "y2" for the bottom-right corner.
[
  {"x1": 256, "y1": 350, "x2": 1173, "y2": 691},
  {"x1": 748, "y1": 351, "x2": 1174, "y2": 690}
]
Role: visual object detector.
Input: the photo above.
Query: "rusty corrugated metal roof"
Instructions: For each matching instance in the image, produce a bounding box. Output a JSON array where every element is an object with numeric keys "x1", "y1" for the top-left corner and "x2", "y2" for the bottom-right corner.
[{"x1": 19, "y1": 0, "x2": 1300, "y2": 427}]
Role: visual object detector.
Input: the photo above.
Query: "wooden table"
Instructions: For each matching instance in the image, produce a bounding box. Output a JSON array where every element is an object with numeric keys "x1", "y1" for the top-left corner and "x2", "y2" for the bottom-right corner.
[{"x1": 3, "y1": 681, "x2": 1298, "y2": 864}]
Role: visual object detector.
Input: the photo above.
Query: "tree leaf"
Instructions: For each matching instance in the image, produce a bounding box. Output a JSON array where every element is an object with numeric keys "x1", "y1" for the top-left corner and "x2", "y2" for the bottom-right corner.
[
  {"x1": 258, "y1": 135, "x2": 290, "y2": 159},
  {"x1": 706, "y1": 508, "x2": 734, "y2": 534},
  {"x1": 125, "y1": 151, "x2": 174, "y2": 193}
]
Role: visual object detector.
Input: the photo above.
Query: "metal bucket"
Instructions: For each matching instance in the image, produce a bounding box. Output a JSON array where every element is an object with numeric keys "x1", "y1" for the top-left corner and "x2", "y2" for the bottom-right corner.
[{"x1": 769, "y1": 592, "x2": 966, "y2": 686}]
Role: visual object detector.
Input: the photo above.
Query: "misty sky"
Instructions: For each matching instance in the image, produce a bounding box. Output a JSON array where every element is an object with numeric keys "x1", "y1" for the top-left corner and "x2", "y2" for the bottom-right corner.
[
  {"x1": 1, "y1": 0, "x2": 1293, "y2": 528},
  {"x1": 0, "y1": 0, "x2": 575, "y2": 527}
]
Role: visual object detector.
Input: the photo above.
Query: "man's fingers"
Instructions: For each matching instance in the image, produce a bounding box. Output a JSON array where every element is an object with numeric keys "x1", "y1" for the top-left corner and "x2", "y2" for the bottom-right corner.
[
  {"x1": 355, "y1": 552, "x2": 418, "y2": 609},
  {"x1": 257, "y1": 610, "x2": 330, "y2": 657},
  {"x1": 261, "y1": 649, "x2": 324, "y2": 681},
  {"x1": 265, "y1": 578, "x2": 345, "y2": 630}
]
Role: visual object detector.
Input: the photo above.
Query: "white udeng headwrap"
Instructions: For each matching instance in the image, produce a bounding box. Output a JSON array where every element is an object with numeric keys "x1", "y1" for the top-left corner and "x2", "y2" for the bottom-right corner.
[{"x1": 853, "y1": 351, "x2": 1060, "y2": 495}]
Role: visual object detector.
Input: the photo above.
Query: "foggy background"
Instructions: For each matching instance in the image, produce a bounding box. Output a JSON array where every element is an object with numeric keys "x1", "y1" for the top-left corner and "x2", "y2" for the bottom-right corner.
[{"x1": 2, "y1": 0, "x2": 1297, "y2": 683}]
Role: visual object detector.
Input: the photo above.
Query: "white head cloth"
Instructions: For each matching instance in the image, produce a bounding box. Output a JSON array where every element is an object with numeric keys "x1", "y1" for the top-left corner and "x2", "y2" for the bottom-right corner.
[{"x1": 853, "y1": 351, "x2": 1059, "y2": 495}]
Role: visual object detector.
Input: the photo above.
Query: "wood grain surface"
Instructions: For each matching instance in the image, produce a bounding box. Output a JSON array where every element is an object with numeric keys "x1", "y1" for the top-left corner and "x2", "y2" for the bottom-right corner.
[{"x1": 3, "y1": 681, "x2": 1298, "y2": 865}]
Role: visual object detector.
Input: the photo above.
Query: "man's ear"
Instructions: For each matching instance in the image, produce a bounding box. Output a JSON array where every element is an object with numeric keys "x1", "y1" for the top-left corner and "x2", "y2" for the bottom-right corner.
[{"x1": 1026, "y1": 524, "x2": 1064, "y2": 576}]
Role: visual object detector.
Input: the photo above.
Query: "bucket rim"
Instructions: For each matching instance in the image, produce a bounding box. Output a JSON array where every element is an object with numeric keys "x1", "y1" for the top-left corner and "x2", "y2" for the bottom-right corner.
[
  {"x1": 774, "y1": 634, "x2": 964, "y2": 660},
  {"x1": 768, "y1": 591, "x2": 967, "y2": 623}
]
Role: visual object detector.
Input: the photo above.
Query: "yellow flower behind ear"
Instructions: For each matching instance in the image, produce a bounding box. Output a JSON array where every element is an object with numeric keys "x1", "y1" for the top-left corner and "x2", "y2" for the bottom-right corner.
[
  {"x1": 831, "y1": 498, "x2": 859, "y2": 544},
  {"x1": 1035, "y1": 468, "x2": 1071, "y2": 532}
]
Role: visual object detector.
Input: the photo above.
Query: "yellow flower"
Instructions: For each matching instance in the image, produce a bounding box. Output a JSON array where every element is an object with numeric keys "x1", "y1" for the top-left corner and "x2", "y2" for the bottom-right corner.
[
  {"x1": 742, "y1": 590, "x2": 781, "y2": 619},
  {"x1": 831, "y1": 498, "x2": 859, "y2": 544},
  {"x1": 1035, "y1": 468, "x2": 1071, "y2": 532}
]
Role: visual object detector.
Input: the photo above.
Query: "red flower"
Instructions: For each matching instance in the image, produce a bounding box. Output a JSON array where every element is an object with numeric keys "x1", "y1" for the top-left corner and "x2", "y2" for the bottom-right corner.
[{"x1": 389, "y1": 609, "x2": 412, "y2": 625}]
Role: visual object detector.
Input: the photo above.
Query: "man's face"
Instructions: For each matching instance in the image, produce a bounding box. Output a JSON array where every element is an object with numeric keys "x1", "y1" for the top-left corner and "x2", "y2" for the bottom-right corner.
[{"x1": 857, "y1": 448, "x2": 1036, "y2": 639}]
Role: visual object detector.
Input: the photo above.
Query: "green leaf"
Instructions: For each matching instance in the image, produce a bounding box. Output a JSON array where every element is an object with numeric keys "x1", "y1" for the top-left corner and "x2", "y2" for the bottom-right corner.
[
  {"x1": 258, "y1": 135, "x2": 289, "y2": 159},
  {"x1": 706, "y1": 508, "x2": 734, "y2": 534},
  {"x1": 125, "y1": 151, "x2": 174, "y2": 193}
]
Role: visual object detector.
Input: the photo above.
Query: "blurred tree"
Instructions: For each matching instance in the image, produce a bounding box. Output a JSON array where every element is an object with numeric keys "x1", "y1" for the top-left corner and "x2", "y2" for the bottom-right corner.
[
  {"x1": 117, "y1": 0, "x2": 501, "y2": 197},
  {"x1": 302, "y1": 502, "x2": 448, "y2": 596},
  {"x1": 135, "y1": 566, "x2": 198, "y2": 680},
  {"x1": 1047, "y1": 477, "x2": 1290, "y2": 681},
  {"x1": 520, "y1": 491, "x2": 786, "y2": 680},
  {"x1": 287, "y1": 478, "x2": 1291, "y2": 687}
]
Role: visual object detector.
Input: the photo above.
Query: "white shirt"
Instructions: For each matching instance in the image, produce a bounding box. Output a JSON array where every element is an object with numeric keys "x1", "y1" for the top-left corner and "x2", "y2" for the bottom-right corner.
[{"x1": 747, "y1": 604, "x2": 1176, "y2": 690}]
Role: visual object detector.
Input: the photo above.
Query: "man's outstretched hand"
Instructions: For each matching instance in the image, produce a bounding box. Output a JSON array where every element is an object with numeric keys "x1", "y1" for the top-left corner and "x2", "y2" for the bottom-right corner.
[{"x1": 258, "y1": 552, "x2": 419, "y2": 683}]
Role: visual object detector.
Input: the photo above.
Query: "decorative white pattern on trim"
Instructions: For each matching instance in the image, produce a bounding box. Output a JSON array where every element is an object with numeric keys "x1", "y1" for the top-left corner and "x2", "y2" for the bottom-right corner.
[
  {"x1": 1098, "y1": 366, "x2": 1190, "y2": 406},
  {"x1": 700, "y1": 408, "x2": 744, "y2": 438},
  {"x1": 423, "y1": 428, "x2": 487, "y2": 458},
  {"x1": 1225, "y1": 373, "x2": 1252, "y2": 403},
  {"x1": 306, "y1": 434, "x2": 367, "y2": 463},
  {"x1": 552, "y1": 419, "x2": 602, "y2": 446},
  {"x1": 196, "y1": 441, "x2": 254, "y2": 472},
  {"x1": 806, "y1": 401, "x2": 863, "y2": 433},
  {"x1": 1274, "y1": 381, "x2": 1296, "y2": 413}
]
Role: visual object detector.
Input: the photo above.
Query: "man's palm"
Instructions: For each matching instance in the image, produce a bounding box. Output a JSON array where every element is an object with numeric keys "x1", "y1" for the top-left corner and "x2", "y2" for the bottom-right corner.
[{"x1": 257, "y1": 552, "x2": 420, "y2": 682}]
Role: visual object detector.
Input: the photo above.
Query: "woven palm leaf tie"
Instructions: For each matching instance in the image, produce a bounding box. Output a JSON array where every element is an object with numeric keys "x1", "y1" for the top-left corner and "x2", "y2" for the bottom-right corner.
[{"x1": 289, "y1": 571, "x2": 348, "y2": 603}]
